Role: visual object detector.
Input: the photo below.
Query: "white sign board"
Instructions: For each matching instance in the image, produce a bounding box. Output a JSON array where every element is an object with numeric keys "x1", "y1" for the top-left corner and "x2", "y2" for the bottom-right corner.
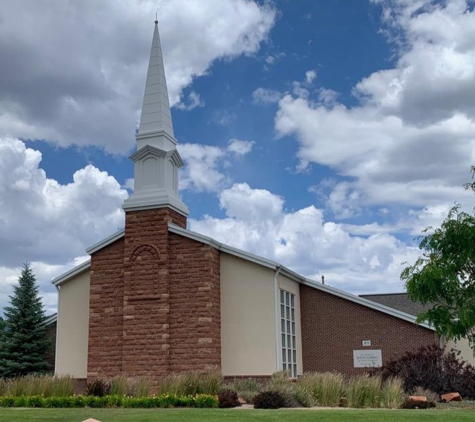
[{"x1": 353, "y1": 349, "x2": 382, "y2": 368}]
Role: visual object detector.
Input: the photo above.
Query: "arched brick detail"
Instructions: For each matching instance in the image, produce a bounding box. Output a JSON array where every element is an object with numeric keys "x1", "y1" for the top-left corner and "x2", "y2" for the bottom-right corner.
[{"x1": 127, "y1": 244, "x2": 161, "y2": 297}]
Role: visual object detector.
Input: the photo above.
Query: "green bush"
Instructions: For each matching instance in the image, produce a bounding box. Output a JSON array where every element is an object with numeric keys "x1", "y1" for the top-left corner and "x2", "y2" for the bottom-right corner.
[
  {"x1": 254, "y1": 391, "x2": 286, "y2": 409},
  {"x1": 193, "y1": 394, "x2": 218, "y2": 408}
]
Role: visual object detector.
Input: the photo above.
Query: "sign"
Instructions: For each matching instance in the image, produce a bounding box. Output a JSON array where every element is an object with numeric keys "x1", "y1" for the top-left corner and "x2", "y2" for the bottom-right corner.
[{"x1": 353, "y1": 349, "x2": 382, "y2": 368}]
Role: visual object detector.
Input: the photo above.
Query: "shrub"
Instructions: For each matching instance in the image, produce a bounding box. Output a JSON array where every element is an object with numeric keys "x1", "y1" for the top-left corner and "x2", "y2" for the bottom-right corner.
[
  {"x1": 232, "y1": 378, "x2": 261, "y2": 393},
  {"x1": 86, "y1": 379, "x2": 111, "y2": 397},
  {"x1": 265, "y1": 371, "x2": 298, "y2": 407},
  {"x1": 110, "y1": 375, "x2": 129, "y2": 396},
  {"x1": 238, "y1": 390, "x2": 259, "y2": 404},
  {"x1": 254, "y1": 391, "x2": 286, "y2": 409},
  {"x1": 297, "y1": 372, "x2": 343, "y2": 407},
  {"x1": 381, "y1": 377, "x2": 405, "y2": 409},
  {"x1": 345, "y1": 374, "x2": 381, "y2": 408},
  {"x1": 379, "y1": 344, "x2": 475, "y2": 399},
  {"x1": 158, "y1": 368, "x2": 223, "y2": 396},
  {"x1": 292, "y1": 386, "x2": 316, "y2": 407},
  {"x1": 218, "y1": 389, "x2": 240, "y2": 408},
  {"x1": 412, "y1": 386, "x2": 440, "y2": 403},
  {"x1": 401, "y1": 397, "x2": 436, "y2": 409},
  {"x1": 193, "y1": 394, "x2": 219, "y2": 408}
]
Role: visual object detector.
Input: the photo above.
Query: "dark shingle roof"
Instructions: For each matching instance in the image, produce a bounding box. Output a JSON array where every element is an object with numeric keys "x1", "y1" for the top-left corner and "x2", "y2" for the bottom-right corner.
[{"x1": 359, "y1": 293, "x2": 432, "y2": 317}]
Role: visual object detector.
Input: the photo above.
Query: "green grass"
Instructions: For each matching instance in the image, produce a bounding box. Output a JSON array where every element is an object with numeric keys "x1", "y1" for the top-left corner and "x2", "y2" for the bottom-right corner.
[{"x1": 0, "y1": 408, "x2": 473, "y2": 422}]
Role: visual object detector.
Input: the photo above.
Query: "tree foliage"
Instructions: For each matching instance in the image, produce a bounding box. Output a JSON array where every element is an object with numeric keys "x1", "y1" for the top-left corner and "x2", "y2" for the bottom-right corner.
[
  {"x1": 402, "y1": 168, "x2": 475, "y2": 349},
  {"x1": 0, "y1": 264, "x2": 50, "y2": 377}
]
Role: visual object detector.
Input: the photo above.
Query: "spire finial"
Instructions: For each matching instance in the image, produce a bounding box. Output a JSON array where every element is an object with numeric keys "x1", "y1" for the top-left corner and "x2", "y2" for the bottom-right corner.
[{"x1": 155, "y1": 11, "x2": 158, "y2": 24}]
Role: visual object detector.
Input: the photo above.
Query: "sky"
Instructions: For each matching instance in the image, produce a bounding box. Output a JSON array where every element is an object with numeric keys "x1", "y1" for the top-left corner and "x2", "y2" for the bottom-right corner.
[{"x1": 1, "y1": 0, "x2": 475, "y2": 315}]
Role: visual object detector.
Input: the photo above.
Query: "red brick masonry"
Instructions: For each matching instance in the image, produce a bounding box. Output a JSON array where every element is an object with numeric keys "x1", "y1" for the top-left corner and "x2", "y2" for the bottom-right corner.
[
  {"x1": 87, "y1": 207, "x2": 220, "y2": 380},
  {"x1": 300, "y1": 284, "x2": 438, "y2": 374}
]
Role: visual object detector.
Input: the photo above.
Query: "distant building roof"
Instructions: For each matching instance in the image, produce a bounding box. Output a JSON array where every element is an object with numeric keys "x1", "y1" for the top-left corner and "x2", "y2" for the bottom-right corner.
[{"x1": 360, "y1": 293, "x2": 432, "y2": 317}]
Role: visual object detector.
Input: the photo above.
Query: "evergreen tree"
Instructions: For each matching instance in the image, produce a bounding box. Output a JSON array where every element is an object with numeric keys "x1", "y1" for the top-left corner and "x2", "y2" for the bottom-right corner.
[{"x1": 0, "y1": 264, "x2": 50, "y2": 377}]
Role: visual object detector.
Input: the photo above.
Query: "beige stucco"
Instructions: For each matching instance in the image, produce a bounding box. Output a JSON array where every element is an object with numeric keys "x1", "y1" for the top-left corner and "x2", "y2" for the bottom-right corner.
[
  {"x1": 220, "y1": 253, "x2": 303, "y2": 376},
  {"x1": 55, "y1": 269, "x2": 90, "y2": 378},
  {"x1": 445, "y1": 337, "x2": 475, "y2": 366}
]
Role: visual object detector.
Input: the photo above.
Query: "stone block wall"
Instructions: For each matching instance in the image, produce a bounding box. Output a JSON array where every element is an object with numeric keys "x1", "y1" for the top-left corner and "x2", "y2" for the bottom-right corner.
[
  {"x1": 300, "y1": 284, "x2": 438, "y2": 374},
  {"x1": 87, "y1": 207, "x2": 220, "y2": 380}
]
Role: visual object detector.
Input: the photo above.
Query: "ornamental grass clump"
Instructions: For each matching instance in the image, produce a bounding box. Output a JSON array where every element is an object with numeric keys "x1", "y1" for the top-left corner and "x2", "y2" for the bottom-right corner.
[
  {"x1": 0, "y1": 375, "x2": 75, "y2": 398},
  {"x1": 298, "y1": 372, "x2": 344, "y2": 407},
  {"x1": 109, "y1": 375, "x2": 129, "y2": 396},
  {"x1": 158, "y1": 367, "x2": 223, "y2": 396},
  {"x1": 345, "y1": 374, "x2": 382, "y2": 408},
  {"x1": 232, "y1": 377, "x2": 261, "y2": 404},
  {"x1": 380, "y1": 377, "x2": 405, "y2": 409}
]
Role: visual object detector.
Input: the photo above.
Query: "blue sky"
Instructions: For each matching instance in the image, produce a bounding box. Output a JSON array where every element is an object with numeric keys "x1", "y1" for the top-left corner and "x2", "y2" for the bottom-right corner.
[{"x1": 1, "y1": 0, "x2": 474, "y2": 314}]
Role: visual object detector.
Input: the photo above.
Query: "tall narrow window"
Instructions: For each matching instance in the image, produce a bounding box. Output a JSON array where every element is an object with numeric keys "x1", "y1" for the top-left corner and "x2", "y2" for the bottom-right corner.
[{"x1": 280, "y1": 290, "x2": 297, "y2": 377}]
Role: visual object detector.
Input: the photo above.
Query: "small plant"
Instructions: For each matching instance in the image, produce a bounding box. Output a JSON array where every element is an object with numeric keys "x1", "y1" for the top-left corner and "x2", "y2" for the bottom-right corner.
[
  {"x1": 381, "y1": 377, "x2": 405, "y2": 409},
  {"x1": 254, "y1": 391, "x2": 286, "y2": 409},
  {"x1": 412, "y1": 386, "x2": 440, "y2": 403},
  {"x1": 133, "y1": 377, "x2": 151, "y2": 398},
  {"x1": 193, "y1": 394, "x2": 219, "y2": 408},
  {"x1": 297, "y1": 372, "x2": 343, "y2": 407},
  {"x1": 110, "y1": 375, "x2": 129, "y2": 396},
  {"x1": 345, "y1": 374, "x2": 381, "y2": 408},
  {"x1": 218, "y1": 389, "x2": 240, "y2": 408},
  {"x1": 86, "y1": 379, "x2": 111, "y2": 397},
  {"x1": 292, "y1": 386, "x2": 316, "y2": 407},
  {"x1": 238, "y1": 390, "x2": 259, "y2": 404}
]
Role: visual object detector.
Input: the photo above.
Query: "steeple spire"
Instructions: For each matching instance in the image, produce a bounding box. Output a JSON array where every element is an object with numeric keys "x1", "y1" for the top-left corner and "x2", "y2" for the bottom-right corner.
[
  {"x1": 136, "y1": 19, "x2": 176, "y2": 151},
  {"x1": 123, "y1": 20, "x2": 189, "y2": 217}
]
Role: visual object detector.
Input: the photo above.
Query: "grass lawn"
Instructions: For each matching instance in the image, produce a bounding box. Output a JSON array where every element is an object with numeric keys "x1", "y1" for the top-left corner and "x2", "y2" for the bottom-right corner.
[{"x1": 0, "y1": 408, "x2": 474, "y2": 422}]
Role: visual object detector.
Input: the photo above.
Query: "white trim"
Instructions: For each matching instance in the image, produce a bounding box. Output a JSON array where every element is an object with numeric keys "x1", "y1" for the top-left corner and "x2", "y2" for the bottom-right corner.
[
  {"x1": 86, "y1": 230, "x2": 124, "y2": 255},
  {"x1": 168, "y1": 223, "x2": 435, "y2": 331},
  {"x1": 51, "y1": 260, "x2": 91, "y2": 287}
]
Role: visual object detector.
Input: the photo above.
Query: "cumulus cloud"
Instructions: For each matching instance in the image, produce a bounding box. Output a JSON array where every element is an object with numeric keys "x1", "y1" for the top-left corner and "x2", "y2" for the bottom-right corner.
[
  {"x1": 190, "y1": 183, "x2": 417, "y2": 293},
  {"x1": 0, "y1": 138, "x2": 127, "y2": 267},
  {"x1": 178, "y1": 139, "x2": 254, "y2": 192},
  {"x1": 0, "y1": 138, "x2": 128, "y2": 311},
  {"x1": 0, "y1": 0, "x2": 276, "y2": 153},
  {"x1": 275, "y1": 0, "x2": 475, "y2": 222}
]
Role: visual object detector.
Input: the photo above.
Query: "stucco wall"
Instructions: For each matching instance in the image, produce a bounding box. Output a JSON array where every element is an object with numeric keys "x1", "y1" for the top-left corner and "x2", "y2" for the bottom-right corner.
[
  {"x1": 220, "y1": 254, "x2": 302, "y2": 376},
  {"x1": 55, "y1": 270, "x2": 90, "y2": 378},
  {"x1": 445, "y1": 337, "x2": 475, "y2": 366}
]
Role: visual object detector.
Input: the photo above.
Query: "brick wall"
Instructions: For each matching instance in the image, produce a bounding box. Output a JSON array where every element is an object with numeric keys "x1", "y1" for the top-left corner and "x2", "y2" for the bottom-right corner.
[
  {"x1": 87, "y1": 206, "x2": 220, "y2": 380},
  {"x1": 46, "y1": 321, "x2": 56, "y2": 370},
  {"x1": 300, "y1": 284, "x2": 438, "y2": 374},
  {"x1": 88, "y1": 237, "x2": 125, "y2": 379},
  {"x1": 169, "y1": 233, "x2": 221, "y2": 371}
]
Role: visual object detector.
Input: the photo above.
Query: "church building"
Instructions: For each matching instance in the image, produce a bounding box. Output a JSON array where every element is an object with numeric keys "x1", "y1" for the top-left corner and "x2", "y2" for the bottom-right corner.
[{"x1": 52, "y1": 21, "x2": 439, "y2": 384}]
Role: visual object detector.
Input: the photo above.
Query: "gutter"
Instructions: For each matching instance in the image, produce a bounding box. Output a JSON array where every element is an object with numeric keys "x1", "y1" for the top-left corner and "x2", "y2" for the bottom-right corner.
[{"x1": 273, "y1": 265, "x2": 282, "y2": 371}]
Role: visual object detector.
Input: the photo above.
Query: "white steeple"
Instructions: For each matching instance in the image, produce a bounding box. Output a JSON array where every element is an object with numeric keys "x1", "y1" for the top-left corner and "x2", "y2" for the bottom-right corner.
[{"x1": 123, "y1": 20, "x2": 189, "y2": 216}]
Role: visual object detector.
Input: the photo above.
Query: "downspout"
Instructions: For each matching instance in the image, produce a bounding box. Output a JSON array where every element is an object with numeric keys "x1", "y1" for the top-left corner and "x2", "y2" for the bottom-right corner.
[{"x1": 273, "y1": 265, "x2": 282, "y2": 372}]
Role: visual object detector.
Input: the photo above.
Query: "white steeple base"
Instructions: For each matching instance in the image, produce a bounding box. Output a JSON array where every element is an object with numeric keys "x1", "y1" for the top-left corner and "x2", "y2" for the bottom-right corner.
[{"x1": 123, "y1": 188, "x2": 189, "y2": 216}]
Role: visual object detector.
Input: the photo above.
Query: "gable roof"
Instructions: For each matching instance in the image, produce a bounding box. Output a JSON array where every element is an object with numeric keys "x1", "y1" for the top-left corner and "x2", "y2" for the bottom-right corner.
[
  {"x1": 360, "y1": 293, "x2": 433, "y2": 317},
  {"x1": 51, "y1": 223, "x2": 435, "y2": 331}
]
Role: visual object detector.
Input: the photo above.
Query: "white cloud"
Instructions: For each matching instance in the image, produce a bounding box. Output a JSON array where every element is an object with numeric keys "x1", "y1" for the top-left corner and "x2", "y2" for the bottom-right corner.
[
  {"x1": 227, "y1": 139, "x2": 255, "y2": 155},
  {"x1": 190, "y1": 183, "x2": 418, "y2": 293},
  {"x1": 0, "y1": 138, "x2": 128, "y2": 312},
  {"x1": 0, "y1": 0, "x2": 276, "y2": 153},
  {"x1": 305, "y1": 70, "x2": 317, "y2": 84},
  {"x1": 176, "y1": 91, "x2": 205, "y2": 111},
  {"x1": 0, "y1": 138, "x2": 127, "y2": 267},
  {"x1": 275, "y1": 1, "x2": 475, "y2": 218},
  {"x1": 252, "y1": 87, "x2": 282, "y2": 104},
  {"x1": 178, "y1": 139, "x2": 253, "y2": 193}
]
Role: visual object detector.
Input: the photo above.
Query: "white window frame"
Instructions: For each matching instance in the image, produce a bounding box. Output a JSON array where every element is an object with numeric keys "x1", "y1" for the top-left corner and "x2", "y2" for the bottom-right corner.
[{"x1": 280, "y1": 289, "x2": 297, "y2": 377}]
